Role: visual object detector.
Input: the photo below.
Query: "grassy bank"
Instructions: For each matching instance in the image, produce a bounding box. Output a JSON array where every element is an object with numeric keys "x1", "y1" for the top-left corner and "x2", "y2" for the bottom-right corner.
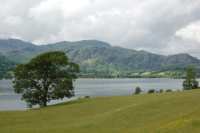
[{"x1": 1, "y1": 90, "x2": 200, "y2": 133}]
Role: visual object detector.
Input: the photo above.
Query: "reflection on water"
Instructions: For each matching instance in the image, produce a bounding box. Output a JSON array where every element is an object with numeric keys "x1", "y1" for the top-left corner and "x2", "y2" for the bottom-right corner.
[{"x1": 0, "y1": 78, "x2": 185, "y2": 111}]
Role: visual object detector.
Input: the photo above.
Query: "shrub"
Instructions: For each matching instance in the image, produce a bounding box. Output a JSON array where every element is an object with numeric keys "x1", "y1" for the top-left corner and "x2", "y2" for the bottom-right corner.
[
  {"x1": 166, "y1": 89, "x2": 173, "y2": 92},
  {"x1": 134, "y1": 86, "x2": 142, "y2": 95},
  {"x1": 148, "y1": 89, "x2": 155, "y2": 94},
  {"x1": 84, "y1": 96, "x2": 90, "y2": 99},
  {"x1": 159, "y1": 89, "x2": 164, "y2": 93}
]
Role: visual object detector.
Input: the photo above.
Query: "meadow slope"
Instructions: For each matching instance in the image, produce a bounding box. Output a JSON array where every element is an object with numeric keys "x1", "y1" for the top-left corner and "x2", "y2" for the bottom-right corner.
[{"x1": 1, "y1": 90, "x2": 200, "y2": 133}]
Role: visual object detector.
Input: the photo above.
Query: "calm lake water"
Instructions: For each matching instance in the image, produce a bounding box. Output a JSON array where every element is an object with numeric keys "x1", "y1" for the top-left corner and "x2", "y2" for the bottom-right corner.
[{"x1": 0, "y1": 78, "x2": 186, "y2": 111}]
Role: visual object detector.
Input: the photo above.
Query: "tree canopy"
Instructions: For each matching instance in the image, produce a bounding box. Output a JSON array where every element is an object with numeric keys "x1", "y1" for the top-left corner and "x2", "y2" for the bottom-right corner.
[
  {"x1": 13, "y1": 51, "x2": 79, "y2": 107},
  {"x1": 183, "y1": 66, "x2": 199, "y2": 90}
]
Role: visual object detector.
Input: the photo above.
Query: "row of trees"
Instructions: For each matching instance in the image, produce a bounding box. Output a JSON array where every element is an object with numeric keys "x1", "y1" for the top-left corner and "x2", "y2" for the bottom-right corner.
[
  {"x1": 134, "y1": 87, "x2": 173, "y2": 95},
  {"x1": 134, "y1": 66, "x2": 199, "y2": 95}
]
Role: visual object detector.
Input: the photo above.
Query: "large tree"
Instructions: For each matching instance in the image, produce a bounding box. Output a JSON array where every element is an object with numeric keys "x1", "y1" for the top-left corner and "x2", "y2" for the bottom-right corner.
[
  {"x1": 13, "y1": 51, "x2": 79, "y2": 107},
  {"x1": 183, "y1": 66, "x2": 199, "y2": 90}
]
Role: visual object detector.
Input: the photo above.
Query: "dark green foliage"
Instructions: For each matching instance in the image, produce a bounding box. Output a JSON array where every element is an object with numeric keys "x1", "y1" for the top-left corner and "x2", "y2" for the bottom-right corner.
[
  {"x1": 0, "y1": 54, "x2": 15, "y2": 79},
  {"x1": 183, "y1": 66, "x2": 199, "y2": 90},
  {"x1": 13, "y1": 51, "x2": 79, "y2": 107},
  {"x1": 148, "y1": 89, "x2": 155, "y2": 94},
  {"x1": 159, "y1": 89, "x2": 164, "y2": 93},
  {"x1": 166, "y1": 89, "x2": 173, "y2": 92},
  {"x1": 84, "y1": 96, "x2": 91, "y2": 99},
  {"x1": 134, "y1": 86, "x2": 142, "y2": 95}
]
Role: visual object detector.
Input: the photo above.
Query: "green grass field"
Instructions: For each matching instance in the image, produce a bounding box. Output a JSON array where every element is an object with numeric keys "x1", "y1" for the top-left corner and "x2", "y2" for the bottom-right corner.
[{"x1": 1, "y1": 90, "x2": 200, "y2": 133}]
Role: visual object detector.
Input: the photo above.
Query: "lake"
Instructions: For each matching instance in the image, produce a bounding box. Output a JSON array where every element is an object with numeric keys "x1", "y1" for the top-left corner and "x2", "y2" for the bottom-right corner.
[{"x1": 0, "y1": 78, "x2": 185, "y2": 111}]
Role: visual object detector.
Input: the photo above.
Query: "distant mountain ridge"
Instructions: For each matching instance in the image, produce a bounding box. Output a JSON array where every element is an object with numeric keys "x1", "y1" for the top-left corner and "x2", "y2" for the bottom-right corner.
[{"x1": 0, "y1": 38, "x2": 199, "y2": 78}]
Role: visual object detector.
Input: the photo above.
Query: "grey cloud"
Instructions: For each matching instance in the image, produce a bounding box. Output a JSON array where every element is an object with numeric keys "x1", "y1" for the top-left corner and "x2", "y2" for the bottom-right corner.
[{"x1": 0, "y1": 0, "x2": 200, "y2": 57}]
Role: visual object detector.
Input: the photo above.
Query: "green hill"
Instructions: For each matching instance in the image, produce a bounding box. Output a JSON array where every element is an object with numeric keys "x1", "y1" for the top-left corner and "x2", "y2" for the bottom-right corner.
[
  {"x1": 1, "y1": 39, "x2": 200, "y2": 77},
  {"x1": 1, "y1": 90, "x2": 200, "y2": 133}
]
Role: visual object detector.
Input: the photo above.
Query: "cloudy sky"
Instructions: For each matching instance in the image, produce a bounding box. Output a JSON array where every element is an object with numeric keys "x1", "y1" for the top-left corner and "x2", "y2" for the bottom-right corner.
[{"x1": 1, "y1": 0, "x2": 200, "y2": 57}]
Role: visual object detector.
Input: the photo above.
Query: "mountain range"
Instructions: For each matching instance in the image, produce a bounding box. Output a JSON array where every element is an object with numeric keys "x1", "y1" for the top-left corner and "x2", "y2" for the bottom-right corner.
[{"x1": 0, "y1": 38, "x2": 200, "y2": 78}]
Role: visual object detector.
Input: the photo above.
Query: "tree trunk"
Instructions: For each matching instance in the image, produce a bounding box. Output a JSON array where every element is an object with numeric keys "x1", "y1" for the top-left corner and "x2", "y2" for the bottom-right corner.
[
  {"x1": 40, "y1": 99, "x2": 47, "y2": 107},
  {"x1": 41, "y1": 82, "x2": 48, "y2": 108}
]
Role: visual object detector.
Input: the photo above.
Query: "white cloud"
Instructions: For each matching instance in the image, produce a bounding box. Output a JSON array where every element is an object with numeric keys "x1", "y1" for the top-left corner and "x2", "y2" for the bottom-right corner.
[
  {"x1": 3, "y1": 16, "x2": 22, "y2": 26},
  {"x1": 176, "y1": 21, "x2": 200, "y2": 43},
  {"x1": 29, "y1": 0, "x2": 90, "y2": 18},
  {"x1": 0, "y1": 0, "x2": 200, "y2": 57}
]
